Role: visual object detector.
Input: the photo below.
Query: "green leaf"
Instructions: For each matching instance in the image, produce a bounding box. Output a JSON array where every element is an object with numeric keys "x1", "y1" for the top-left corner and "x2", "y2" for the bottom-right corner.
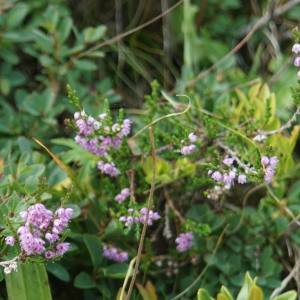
[
  {"x1": 197, "y1": 288, "x2": 215, "y2": 300},
  {"x1": 46, "y1": 262, "x2": 70, "y2": 282},
  {"x1": 2, "y1": 31, "x2": 33, "y2": 43},
  {"x1": 0, "y1": 48, "x2": 19, "y2": 64},
  {"x1": 219, "y1": 286, "x2": 233, "y2": 300},
  {"x1": 103, "y1": 263, "x2": 132, "y2": 279},
  {"x1": 273, "y1": 291, "x2": 297, "y2": 300},
  {"x1": 83, "y1": 234, "x2": 103, "y2": 270},
  {"x1": 57, "y1": 17, "x2": 73, "y2": 44},
  {"x1": 274, "y1": 216, "x2": 288, "y2": 234},
  {"x1": 86, "y1": 51, "x2": 105, "y2": 58},
  {"x1": 6, "y1": 3, "x2": 29, "y2": 29},
  {"x1": 83, "y1": 25, "x2": 106, "y2": 43},
  {"x1": 236, "y1": 272, "x2": 253, "y2": 300},
  {"x1": 72, "y1": 59, "x2": 97, "y2": 71},
  {"x1": 288, "y1": 181, "x2": 300, "y2": 202},
  {"x1": 17, "y1": 164, "x2": 45, "y2": 184},
  {"x1": 5, "y1": 263, "x2": 52, "y2": 300},
  {"x1": 260, "y1": 245, "x2": 273, "y2": 261},
  {"x1": 18, "y1": 137, "x2": 32, "y2": 161},
  {"x1": 102, "y1": 220, "x2": 123, "y2": 239},
  {"x1": 24, "y1": 175, "x2": 39, "y2": 195},
  {"x1": 246, "y1": 285, "x2": 263, "y2": 300},
  {"x1": 31, "y1": 29, "x2": 54, "y2": 53},
  {"x1": 0, "y1": 78, "x2": 11, "y2": 95},
  {"x1": 74, "y1": 271, "x2": 96, "y2": 289}
]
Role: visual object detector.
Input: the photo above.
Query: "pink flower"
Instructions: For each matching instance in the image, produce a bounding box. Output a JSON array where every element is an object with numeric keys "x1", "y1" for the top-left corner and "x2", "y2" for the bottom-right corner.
[
  {"x1": 292, "y1": 44, "x2": 300, "y2": 54},
  {"x1": 223, "y1": 155, "x2": 234, "y2": 166},
  {"x1": 175, "y1": 232, "x2": 194, "y2": 252},
  {"x1": 261, "y1": 156, "x2": 269, "y2": 165},
  {"x1": 294, "y1": 57, "x2": 300, "y2": 67},
  {"x1": 188, "y1": 133, "x2": 197, "y2": 143},
  {"x1": 5, "y1": 236, "x2": 15, "y2": 246},
  {"x1": 238, "y1": 174, "x2": 247, "y2": 184}
]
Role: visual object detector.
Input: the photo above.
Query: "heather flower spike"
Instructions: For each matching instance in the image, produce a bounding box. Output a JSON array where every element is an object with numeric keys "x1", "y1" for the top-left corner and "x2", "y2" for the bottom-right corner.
[
  {"x1": 67, "y1": 87, "x2": 132, "y2": 177},
  {"x1": 5, "y1": 203, "x2": 74, "y2": 262},
  {"x1": 175, "y1": 232, "x2": 194, "y2": 252}
]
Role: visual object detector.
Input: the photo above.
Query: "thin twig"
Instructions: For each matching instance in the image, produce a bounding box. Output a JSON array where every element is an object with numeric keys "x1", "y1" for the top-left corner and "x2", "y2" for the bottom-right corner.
[
  {"x1": 259, "y1": 106, "x2": 300, "y2": 136},
  {"x1": 270, "y1": 257, "x2": 300, "y2": 299},
  {"x1": 169, "y1": 17, "x2": 265, "y2": 95},
  {"x1": 217, "y1": 141, "x2": 258, "y2": 174},
  {"x1": 126, "y1": 127, "x2": 156, "y2": 300}
]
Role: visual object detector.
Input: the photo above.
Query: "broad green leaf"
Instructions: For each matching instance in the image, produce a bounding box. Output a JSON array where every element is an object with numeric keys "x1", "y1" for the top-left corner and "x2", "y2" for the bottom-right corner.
[
  {"x1": 248, "y1": 83, "x2": 262, "y2": 100},
  {"x1": 83, "y1": 234, "x2": 103, "y2": 269},
  {"x1": 0, "y1": 48, "x2": 19, "y2": 64},
  {"x1": 86, "y1": 51, "x2": 105, "y2": 58},
  {"x1": 57, "y1": 17, "x2": 73, "y2": 44},
  {"x1": 217, "y1": 294, "x2": 230, "y2": 300},
  {"x1": 288, "y1": 181, "x2": 300, "y2": 202},
  {"x1": 102, "y1": 220, "x2": 123, "y2": 238},
  {"x1": 236, "y1": 272, "x2": 253, "y2": 300},
  {"x1": 197, "y1": 288, "x2": 215, "y2": 300},
  {"x1": 24, "y1": 175, "x2": 39, "y2": 195},
  {"x1": 73, "y1": 59, "x2": 97, "y2": 71},
  {"x1": 31, "y1": 29, "x2": 54, "y2": 53},
  {"x1": 46, "y1": 262, "x2": 70, "y2": 282},
  {"x1": 6, "y1": 3, "x2": 29, "y2": 29},
  {"x1": 18, "y1": 137, "x2": 32, "y2": 161},
  {"x1": 246, "y1": 285, "x2": 263, "y2": 300},
  {"x1": 258, "y1": 83, "x2": 270, "y2": 100},
  {"x1": 74, "y1": 272, "x2": 96, "y2": 289},
  {"x1": 145, "y1": 281, "x2": 157, "y2": 300},
  {"x1": 2, "y1": 31, "x2": 33, "y2": 43},
  {"x1": 235, "y1": 88, "x2": 250, "y2": 111},
  {"x1": 0, "y1": 78, "x2": 11, "y2": 95},
  {"x1": 39, "y1": 55, "x2": 55, "y2": 68},
  {"x1": 84, "y1": 25, "x2": 106, "y2": 43},
  {"x1": 219, "y1": 286, "x2": 233, "y2": 300},
  {"x1": 19, "y1": 151, "x2": 30, "y2": 165},
  {"x1": 289, "y1": 125, "x2": 300, "y2": 151},
  {"x1": 260, "y1": 245, "x2": 273, "y2": 261},
  {"x1": 273, "y1": 291, "x2": 297, "y2": 300},
  {"x1": 103, "y1": 263, "x2": 132, "y2": 279},
  {"x1": 17, "y1": 164, "x2": 45, "y2": 184},
  {"x1": 5, "y1": 263, "x2": 52, "y2": 300},
  {"x1": 136, "y1": 283, "x2": 150, "y2": 300}
]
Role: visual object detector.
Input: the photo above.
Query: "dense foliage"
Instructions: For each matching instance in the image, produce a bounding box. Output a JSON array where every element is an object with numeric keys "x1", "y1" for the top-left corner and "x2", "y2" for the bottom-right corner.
[{"x1": 1, "y1": 0, "x2": 300, "y2": 300}]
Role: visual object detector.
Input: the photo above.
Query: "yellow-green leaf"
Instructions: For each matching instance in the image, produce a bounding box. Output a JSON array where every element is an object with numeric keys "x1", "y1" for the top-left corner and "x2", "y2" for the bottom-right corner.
[{"x1": 246, "y1": 285, "x2": 263, "y2": 300}]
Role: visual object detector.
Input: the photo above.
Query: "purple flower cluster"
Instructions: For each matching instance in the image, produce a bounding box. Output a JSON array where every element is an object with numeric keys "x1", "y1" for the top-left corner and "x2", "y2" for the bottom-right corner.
[
  {"x1": 5, "y1": 204, "x2": 73, "y2": 259},
  {"x1": 181, "y1": 133, "x2": 197, "y2": 155},
  {"x1": 103, "y1": 245, "x2": 129, "y2": 262},
  {"x1": 115, "y1": 188, "x2": 130, "y2": 203},
  {"x1": 119, "y1": 208, "x2": 161, "y2": 227},
  {"x1": 261, "y1": 155, "x2": 279, "y2": 182},
  {"x1": 292, "y1": 43, "x2": 300, "y2": 77},
  {"x1": 175, "y1": 232, "x2": 194, "y2": 252},
  {"x1": 208, "y1": 156, "x2": 247, "y2": 186},
  {"x1": 74, "y1": 110, "x2": 131, "y2": 177}
]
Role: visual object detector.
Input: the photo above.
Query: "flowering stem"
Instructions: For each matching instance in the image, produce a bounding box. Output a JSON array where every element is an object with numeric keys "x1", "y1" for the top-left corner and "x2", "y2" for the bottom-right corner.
[{"x1": 125, "y1": 127, "x2": 156, "y2": 300}]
